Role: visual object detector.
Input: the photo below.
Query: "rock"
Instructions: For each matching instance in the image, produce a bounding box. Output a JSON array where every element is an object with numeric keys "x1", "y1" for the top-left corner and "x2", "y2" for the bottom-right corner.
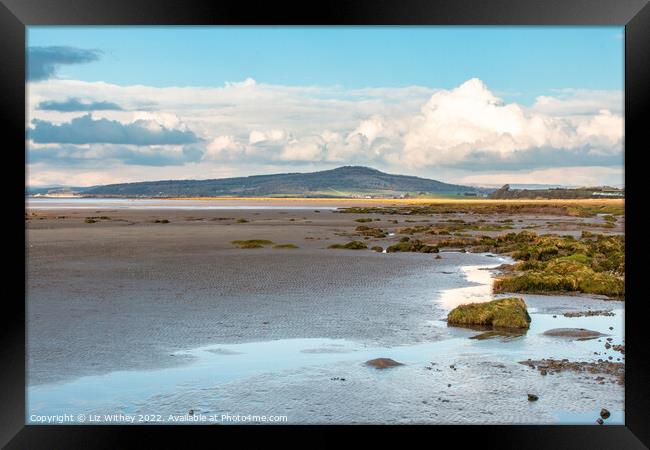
[
  {"x1": 600, "y1": 408, "x2": 611, "y2": 419},
  {"x1": 543, "y1": 328, "x2": 605, "y2": 339},
  {"x1": 540, "y1": 369, "x2": 547, "y2": 376},
  {"x1": 365, "y1": 358, "x2": 404, "y2": 369},
  {"x1": 597, "y1": 418, "x2": 604, "y2": 425},
  {"x1": 527, "y1": 394, "x2": 539, "y2": 402},
  {"x1": 519, "y1": 358, "x2": 625, "y2": 385},
  {"x1": 447, "y1": 297, "x2": 531, "y2": 329},
  {"x1": 563, "y1": 310, "x2": 614, "y2": 318},
  {"x1": 188, "y1": 409, "x2": 194, "y2": 416}
]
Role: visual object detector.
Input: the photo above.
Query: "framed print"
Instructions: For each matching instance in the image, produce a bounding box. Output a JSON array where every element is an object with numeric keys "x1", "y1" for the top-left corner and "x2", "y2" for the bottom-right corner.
[{"x1": 2, "y1": 0, "x2": 649, "y2": 447}]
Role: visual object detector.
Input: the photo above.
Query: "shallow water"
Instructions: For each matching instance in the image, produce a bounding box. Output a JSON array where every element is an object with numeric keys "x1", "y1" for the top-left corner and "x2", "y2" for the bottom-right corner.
[
  {"x1": 27, "y1": 252, "x2": 624, "y2": 425},
  {"x1": 26, "y1": 197, "x2": 339, "y2": 210}
]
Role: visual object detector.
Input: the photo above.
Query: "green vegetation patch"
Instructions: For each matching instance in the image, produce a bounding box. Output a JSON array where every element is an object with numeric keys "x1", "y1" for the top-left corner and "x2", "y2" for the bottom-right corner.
[
  {"x1": 447, "y1": 297, "x2": 531, "y2": 329},
  {"x1": 231, "y1": 239, "x2": 275, "y2": 249},
  {"x1": 328, "y1": 241, "x2": 368, "y2": 250},
  {"x1": 354, "y1": 218, "x2": 374, "y2": 223},
  {"x1": 339, "y1": 202, "x2": 624, "y2": 217},
  {"x1": 273, "y1": 243, "x2": 299, "y2": 249},
  {"x1": 236, "y1": 218, "x2": 249, "y2": 223},
  {"x1": 486, "y1": 232, "x2": 625, "y2": 298},
  {"x1": 386, "y1": 237, "x2": 439, "y2": 253},
  {"x1": 355, "y1": 225, "x2": 387, "y2": 238}
]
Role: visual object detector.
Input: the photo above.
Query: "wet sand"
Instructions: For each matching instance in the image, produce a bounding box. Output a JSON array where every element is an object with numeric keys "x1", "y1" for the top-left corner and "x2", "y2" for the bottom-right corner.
[{"x1": 26, "y1": 201, "x2": 624, "y2": 424}]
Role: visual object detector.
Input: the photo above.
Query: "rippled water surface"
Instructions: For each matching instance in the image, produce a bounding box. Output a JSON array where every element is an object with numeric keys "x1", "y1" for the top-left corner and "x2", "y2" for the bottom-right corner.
[
  {"x1": 28, "y1": 252, "x2": 624, "y2": 425},
  {"x1": 26, "y1": 197, "x2": 339, "y2": 210}
]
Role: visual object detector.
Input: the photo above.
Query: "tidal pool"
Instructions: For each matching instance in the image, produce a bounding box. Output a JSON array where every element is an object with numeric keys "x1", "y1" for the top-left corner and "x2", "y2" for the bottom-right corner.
[{"x1": 27, "y1": 253, "x2": 624, "y2": 425}]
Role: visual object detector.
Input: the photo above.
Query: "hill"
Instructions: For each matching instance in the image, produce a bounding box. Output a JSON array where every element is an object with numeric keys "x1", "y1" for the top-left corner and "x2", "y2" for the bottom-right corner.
[{"x1": 79, "y1": 166, "x2": 490, "y2": 198}]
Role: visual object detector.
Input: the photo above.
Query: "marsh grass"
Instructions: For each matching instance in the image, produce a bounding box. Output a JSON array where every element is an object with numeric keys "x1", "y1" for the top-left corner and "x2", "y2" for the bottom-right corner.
[{"x1": 273, "y1": 243, "x2": 299, "y2": 249}]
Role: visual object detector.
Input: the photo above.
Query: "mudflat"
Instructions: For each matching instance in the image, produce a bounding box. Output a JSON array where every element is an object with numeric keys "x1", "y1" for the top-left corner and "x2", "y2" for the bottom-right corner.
[{"x1": 26, "y1": 200, "x2": 625, "y2": 425}]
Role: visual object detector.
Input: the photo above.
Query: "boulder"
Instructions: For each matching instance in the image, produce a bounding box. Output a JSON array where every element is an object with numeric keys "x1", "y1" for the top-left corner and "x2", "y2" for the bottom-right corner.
[
  {"x1": 365, "y1": 358, "x2": 404, "y2": 369},
  {"x1": 543, "y1": 328, "x2": 605, "y2": 340}
]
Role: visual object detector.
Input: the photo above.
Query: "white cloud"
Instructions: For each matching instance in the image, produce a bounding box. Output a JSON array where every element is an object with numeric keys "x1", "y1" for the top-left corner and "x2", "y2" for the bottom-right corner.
[
  {"x1": 204, "y1": 135, "x2": 245, "y2": 161},
  {"x1": 459, "y1": 166, "x2": 624, "y2": 187},
  {"x1": 249, "y1": 129, "x2": 287, "y2": 144},
  {"x1": 27, "y1": 77, "x2": 623, "y2": 187},
  {"x1": 278, "y1": 138, "x2": 325, "y2": 161},
  {"x1": 390, "y1": 78, "x2": 623, "y2": 168},
  {"x1": 531, "y1": 89, "x2": 623, "y2": 116}
]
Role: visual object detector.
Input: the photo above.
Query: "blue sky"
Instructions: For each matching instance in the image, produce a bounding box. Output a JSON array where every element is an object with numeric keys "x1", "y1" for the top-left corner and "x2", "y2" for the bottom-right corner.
[
  {"x1": 28, "y1": 26, "x2": 623, "y2": 104},
  {"x1": 26, "y1": 27, "x2": 624, "y2": 187}
]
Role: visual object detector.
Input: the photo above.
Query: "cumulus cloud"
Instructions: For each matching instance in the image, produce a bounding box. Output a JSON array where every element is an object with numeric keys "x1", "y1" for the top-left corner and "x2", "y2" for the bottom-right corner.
[
  {"x1": 27, "y1": 46, "x2": 102, "y2": 81},
  {"x1": 29, "y1": 114, "x2": 200, "y2": 146},
  {"x1": 249, "y1": 129, "x2": 287, "y2": 144},
  {"x1": 203, "y1": 136, "x2": 246, "y2": 161},
  {"x1": 37, "y1": 97, "x2": 123, "y2": 112},
  {"x1": 389, "y1": 79, "x2": 622, "y2": 167},
  {"x1": 27, "y1": 76, "x2": 624, "y2": 187},
  {"x1": 532, "y1": 89, "x2": 623, "y2": 116}
]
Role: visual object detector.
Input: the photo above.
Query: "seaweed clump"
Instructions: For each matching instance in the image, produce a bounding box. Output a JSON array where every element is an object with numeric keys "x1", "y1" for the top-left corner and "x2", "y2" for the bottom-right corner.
[
  {"x1": 488, "y1": 232, "x2": 625, "y2": 298},
  {"x1": 327, "y1": 241, "x2": 368, "y2": 250},
  {"x1": 386, "y1": 237, "x2": 439, "y2": 253},
  {"x1": 355, "y1": 225, "x2": 387, "y2": 238},
  {"x1": 231, "y1": 239, "x2": 274, "y2": 249},
  {"x1": 447, "y1": 297, "x2": 531, "y2": 329},
  {"x1": 273, "y1": 243, "x2": 299, "y2": 249}
]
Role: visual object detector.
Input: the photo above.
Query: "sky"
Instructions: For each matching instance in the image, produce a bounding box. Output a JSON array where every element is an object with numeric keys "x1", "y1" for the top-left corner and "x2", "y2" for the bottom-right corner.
[{"x1": 26, "y1": 26, "x2": 625, "y2": 187}]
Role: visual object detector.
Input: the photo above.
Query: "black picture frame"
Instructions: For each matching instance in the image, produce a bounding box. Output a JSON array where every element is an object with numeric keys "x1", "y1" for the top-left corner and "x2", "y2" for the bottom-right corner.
[{"x1": 2, "y1": 0, "x2": 648, "y2": 447}]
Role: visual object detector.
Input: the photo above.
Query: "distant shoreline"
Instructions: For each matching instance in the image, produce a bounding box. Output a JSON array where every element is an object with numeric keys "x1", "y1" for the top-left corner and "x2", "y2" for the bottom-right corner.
[
  {"x1": 137, "y1": 197, "x2": 625, "y2": 206},
  {"x1": 26, "y1": 195, "x2": 625, "y2": 206}
]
